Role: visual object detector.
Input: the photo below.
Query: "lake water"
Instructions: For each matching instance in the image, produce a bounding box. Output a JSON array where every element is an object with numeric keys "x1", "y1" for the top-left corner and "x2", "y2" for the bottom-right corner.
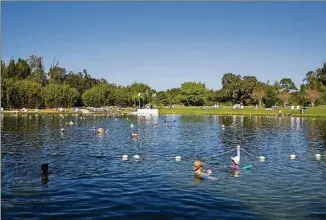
[{"x1": 1, "y1": 114, "x2": 326, "y2": 220}]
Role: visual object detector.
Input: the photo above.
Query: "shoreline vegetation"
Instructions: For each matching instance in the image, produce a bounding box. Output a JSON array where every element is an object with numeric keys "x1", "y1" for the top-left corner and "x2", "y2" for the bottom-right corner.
[
  {"x1": 2, "y1": 105, "x2": 326, "y2": 117},
  {"x1": 1, "y1": 56, "x2": 326, "y2": 115}
]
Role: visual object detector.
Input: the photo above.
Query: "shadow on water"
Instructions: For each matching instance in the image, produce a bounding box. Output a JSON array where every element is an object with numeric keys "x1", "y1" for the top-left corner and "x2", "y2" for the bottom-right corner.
[{"x1": 2, "y1": 114, "x2": 326, "y2": 220}]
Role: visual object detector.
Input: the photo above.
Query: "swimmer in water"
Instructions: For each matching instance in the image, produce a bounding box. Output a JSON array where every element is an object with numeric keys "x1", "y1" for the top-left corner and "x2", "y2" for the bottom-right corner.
[
  {"x1": 41, "y1": 164, "x2": 49, "y2": 184},
  {"x1": 193, "y1": 160, "x2": 212, "y2": 179},
  {"x1": 97, "y1": 128, "x2": 104, "y2": 135},
  {"x1": 231, "y1": 156, "x2": 240, "y2": 177},
  {"x1": 131, "y1": 132, "x2": 138, "y2": 138},
  {"x1": 154, "y1": 123, "x2": 159, "y2": 128}
]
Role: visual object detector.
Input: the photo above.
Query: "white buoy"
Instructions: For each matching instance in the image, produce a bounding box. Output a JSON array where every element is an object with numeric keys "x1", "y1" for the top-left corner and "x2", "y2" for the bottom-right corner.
[
  {"x1": 130, "y1": 123, "x2": 134, "y2": 128},
  {"x1": 122, "y1": 155, "x2": 128, "y2": 160},
  {"x1": 61, "y1": 128, "x2": 65, "y2": 132},
  {"x1": 175, "y1": 156, "x2": 181, "y2": 161},
  {"x1": 134, "y1": 155, "x2": 140, "y2": 160},
  {"x1": 222, "y1": 125, "x2": 225, "y2": 129},
  {"x1": 289, "y1": 154, "x2": 296, "y2": 159},
  {"x1": 69, "y1": 121, "x2": 74, "y2": 125},
  {"x1": 259, "y1": 156, "x2": 265, "y2": 161},
  {"x1": 316, "y1": 154, "x2": 321, "y2": 159}
]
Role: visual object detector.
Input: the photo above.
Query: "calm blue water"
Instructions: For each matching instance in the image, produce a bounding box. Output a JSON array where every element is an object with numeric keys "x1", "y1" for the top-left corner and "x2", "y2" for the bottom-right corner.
[{"x1": 1, "y1": 114, "x2": 326, "y2": 220}]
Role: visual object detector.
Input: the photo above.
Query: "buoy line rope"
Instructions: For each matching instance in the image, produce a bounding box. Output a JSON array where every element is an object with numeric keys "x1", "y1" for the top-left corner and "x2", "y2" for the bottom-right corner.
[
  {"x1": 211, "y1": 148, "x2": 237, "y2": 157},
  {"x1": 240, "y1": 148, "x2": 258, "y2": 158}
]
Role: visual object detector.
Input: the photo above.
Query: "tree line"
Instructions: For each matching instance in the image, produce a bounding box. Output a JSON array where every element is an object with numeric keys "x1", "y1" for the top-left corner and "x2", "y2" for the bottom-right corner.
[{"x1": 1, "y1": 55, "x2": 325, "y2": 109}]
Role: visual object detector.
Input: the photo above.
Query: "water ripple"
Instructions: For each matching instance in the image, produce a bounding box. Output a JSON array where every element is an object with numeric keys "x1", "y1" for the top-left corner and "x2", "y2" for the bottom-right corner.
[{"x1": 1, "y1": 115, "x2": 326, "y2": 219}]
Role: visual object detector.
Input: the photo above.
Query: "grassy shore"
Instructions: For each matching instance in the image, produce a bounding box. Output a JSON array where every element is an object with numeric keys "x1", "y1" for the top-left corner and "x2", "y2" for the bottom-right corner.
[
  {"x1": 2, "y1": 108, "x2": 135, "y2": 115},
  {"x1": 159, "y1": 105, "x2": 326, "y2": 117},
  {"x1": 2, "y1": 106, "x2": 326, "y2": 117}
]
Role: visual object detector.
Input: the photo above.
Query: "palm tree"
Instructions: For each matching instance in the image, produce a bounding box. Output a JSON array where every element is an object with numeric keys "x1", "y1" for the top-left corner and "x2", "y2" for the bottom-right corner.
[
  {"x1": 137, "y1": 93, "x2": 145, "y2": 109},
  {"x1": 131, "y1": 93, "x2": 138, "y2": 108}
]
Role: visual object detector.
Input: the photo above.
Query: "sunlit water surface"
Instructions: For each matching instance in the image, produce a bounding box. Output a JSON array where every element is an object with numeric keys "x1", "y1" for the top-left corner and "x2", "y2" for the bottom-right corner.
[{"x1": 1, "y1": 114, "x2": 326, "y2": 219}]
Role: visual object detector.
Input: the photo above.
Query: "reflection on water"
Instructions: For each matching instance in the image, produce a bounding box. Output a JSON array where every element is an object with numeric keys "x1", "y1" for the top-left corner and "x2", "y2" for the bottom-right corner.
[{"x1": 1, "y1": 114, "x2": 326, "y2": 219}]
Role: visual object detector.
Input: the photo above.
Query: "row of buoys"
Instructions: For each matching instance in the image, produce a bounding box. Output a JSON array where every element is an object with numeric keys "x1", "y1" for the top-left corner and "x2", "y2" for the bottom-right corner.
[
  {"x1": 121, "y1": 155, "x2": 183, "y2": 161},
  {"x1": 122, "y1": 154, "x2": 140, "y2": 161},
  {"x1": 288, "y1": 154, "x2": 323, "y2": 159},
  {"x1": 120, "y1": 153, "x2": 323, "y2": 162}
]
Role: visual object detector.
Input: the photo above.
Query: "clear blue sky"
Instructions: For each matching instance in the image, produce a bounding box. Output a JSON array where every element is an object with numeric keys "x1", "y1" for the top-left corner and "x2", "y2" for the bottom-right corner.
[{"x1": 2, "y1": 2, "x2": 326, "y2": 91}]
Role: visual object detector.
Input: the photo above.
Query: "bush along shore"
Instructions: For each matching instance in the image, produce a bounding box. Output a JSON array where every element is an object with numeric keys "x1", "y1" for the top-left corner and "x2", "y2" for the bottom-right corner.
[{"x1": 1, "y1": 56, "x2": 326, "y2": 114}]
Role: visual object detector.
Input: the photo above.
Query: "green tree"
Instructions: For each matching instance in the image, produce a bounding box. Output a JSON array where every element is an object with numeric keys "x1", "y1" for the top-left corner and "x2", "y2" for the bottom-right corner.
[
  {"x1": 221, "y1": 73, "x2": 242, "y2": 103},
  {"x1": 113, "y1": 86, "x2": 130, "y2": 107},
  {"x1": 26, "y1": 55, "x2": 47, "y2": 85},
  {"x1": 252, "y1": 86, "x2": 266, "y2": 107},
  {"x1": 165, "y1": 88, "x2": 182, "y2": 105},
  {"x1": 5, "y1": 80, "x2": 42, "y2": 109},
  {"x1": 128, "y1": 82, "x2": 154, "y2": 106},
  {"x1": 16, "y1": 58, "x2": 31, "y2": 79},
  {"x1": 180, "y1": 82, "x2": 207, "y2": 106},
  {"x1": 316, "y1": 62, "x2": 326, "y2": 86},
  {"x1": 48, "y1": 58, "x2": 66, "y2": 84},
  {"x1": 43, "y1": 84, "x2": 79, "y2": 108},
  {"x1": 7, "y1": 59, "x2": 18, "y2": 78},
  {"x1": 82, "y1": 84, "x2": 112, "y2": 107},
  {"x1": 280, "y1": 78, "x2": 297, "y2": 91},
  {"x1": 156, "y1": 91, "x2": 169, "y2": 106},
  {"x1": 240, "y1": 76, "x2": 258, "y2": 105},
  {"x1": 263, "y1": 86, "x2": 279, "y2": 108}
]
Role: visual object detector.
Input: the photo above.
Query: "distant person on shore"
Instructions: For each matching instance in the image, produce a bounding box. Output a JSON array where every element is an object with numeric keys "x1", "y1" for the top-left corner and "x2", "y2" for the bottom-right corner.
[{"x1": 193, "y1": 160, "x2": 213, "y2": 179}]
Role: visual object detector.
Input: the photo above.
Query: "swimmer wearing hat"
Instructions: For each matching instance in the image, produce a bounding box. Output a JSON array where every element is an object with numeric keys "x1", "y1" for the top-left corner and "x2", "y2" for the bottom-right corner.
[
  {"x1": 97, "y1": 128, "x2": 104, "y2": 134},
  {"x1": 193, "y1": 160, "x2": 212, "y2": 178},
  {"x1": 231, "y1": 156, "x2": 240, "y2": 171}
]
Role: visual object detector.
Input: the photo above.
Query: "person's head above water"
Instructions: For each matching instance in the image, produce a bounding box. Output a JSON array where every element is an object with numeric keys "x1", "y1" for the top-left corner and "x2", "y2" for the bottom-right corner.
[
  {"x1": 41, "y1": 163, "x2": 48, "y2": 174},
  {"x1": 231, "y1": 156, "x2": 240, "y2": 171},
  {"x1": 193, "y1": 160, "x2": 204, "y2": 172},
  {"x1": 193, "y1": 160, "x2": 212, "y2": 177},
  {"x1": 231, "y1": 156, "x2": 240, "y2": 165},
  {"x1": 97, "y1": 128, "x2": 104, "y2": 134}
]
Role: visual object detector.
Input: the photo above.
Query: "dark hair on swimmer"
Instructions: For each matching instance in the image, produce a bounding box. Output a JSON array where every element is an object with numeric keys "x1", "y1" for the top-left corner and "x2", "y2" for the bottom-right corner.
[{"x1": 41, "y1": 163, "x2": 48, "y2": 174}]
